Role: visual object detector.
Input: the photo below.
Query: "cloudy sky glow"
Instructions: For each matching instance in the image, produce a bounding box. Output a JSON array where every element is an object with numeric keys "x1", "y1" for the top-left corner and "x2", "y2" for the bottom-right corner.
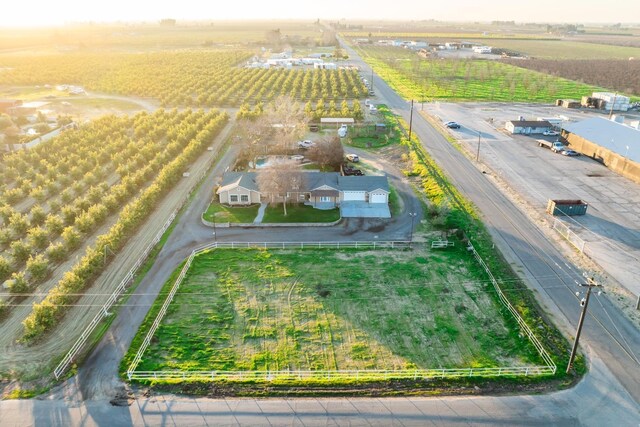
[{"x1": 1, "y1": 0, "x2": 639, "y2": 27}]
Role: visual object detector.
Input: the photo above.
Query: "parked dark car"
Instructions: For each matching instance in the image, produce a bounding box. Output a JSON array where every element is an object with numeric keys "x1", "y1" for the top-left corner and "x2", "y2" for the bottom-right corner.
[
  {"x1": 561, "y1": 149, "x2": 581, "y2": 157},
  {"x1": 445, "y1": 121, "x2": 460, "y2": 129}
]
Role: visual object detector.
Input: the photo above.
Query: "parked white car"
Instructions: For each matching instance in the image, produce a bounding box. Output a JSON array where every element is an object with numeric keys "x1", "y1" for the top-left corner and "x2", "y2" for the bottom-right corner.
[
  {"x1": 338, "y1": 124, "x2": 348, "y2": 138},
  {"x1": 297, "y1": 140, "x2": 315, "y2": 149},
  {"x1": 543, "y1": 130, "x2": 559, "y2": 136},
  {"x1": 346, "y1": 154, "x2": 359, "y2": 162}
]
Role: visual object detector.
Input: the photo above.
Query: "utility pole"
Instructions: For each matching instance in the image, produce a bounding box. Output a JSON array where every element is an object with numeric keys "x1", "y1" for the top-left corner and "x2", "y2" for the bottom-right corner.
[
  {"x1": 476, "y1": 131, "x2": 481, "y2": 162},
  {"x1": 408, "y1": 100, "x2": 414, "y2": 141},
  {"x1": 608, "y1": 92, "x2": 617, "y2": 120},
  {"x1": 371, "y1": 68, "x2": 374, "y2": 93},
  {"x1": 566, "y1": 276, "x2": 603, "y2": 373}
]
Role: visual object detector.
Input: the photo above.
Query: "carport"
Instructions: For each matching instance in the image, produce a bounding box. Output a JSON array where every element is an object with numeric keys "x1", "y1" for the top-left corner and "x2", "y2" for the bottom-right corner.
[{"x1": 340, "y1": 201, "x2": 391, "y2": 218}]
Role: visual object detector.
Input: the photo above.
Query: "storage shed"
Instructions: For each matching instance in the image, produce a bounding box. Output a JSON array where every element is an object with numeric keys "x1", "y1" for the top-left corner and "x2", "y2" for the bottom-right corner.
[{"x1": 505, "y1": 120, "x2": 552, "y2": 135}]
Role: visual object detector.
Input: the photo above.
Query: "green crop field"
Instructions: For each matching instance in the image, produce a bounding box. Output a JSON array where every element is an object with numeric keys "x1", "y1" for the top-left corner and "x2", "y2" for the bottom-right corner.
[
  {"x1": 465, "y1": 39, "x2": 640, "y2": 60},
  {"x1": 354, "y1": 45, "x2": 612, "y2": 102},
  {"x1": 128, "y1": 246, "x2": 543, "y2": 375}
]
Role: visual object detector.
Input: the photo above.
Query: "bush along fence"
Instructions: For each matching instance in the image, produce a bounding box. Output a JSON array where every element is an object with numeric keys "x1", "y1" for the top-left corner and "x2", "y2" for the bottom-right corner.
[
  {"x1": 48, "y1": 114, "x2": 230, "y2": 379},
  {"x1": 126, "y1": 241, "x2": 556, "y2": 382}
]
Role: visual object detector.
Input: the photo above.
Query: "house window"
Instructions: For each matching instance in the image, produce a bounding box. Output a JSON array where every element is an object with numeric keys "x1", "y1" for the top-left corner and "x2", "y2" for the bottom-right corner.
[
  {"x1": 241, "y1": 195, "x2": 249, "y2": 202},
  {"x1": 320, "y1": 196, "x2": 331, "y2": 202},
  {"x1": 230, "y1": 195, "x2": 238, "y2": 202}
]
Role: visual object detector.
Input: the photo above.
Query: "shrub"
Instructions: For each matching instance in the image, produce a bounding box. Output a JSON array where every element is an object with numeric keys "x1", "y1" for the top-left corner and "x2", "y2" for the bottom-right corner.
[{"x1": 26, "y1": 253, "x2": 49, "y2": 283}]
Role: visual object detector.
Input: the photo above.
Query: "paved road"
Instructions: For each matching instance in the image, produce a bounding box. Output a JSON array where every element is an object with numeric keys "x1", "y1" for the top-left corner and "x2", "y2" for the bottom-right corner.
[{"x1": 343, "y1": 39, "x2": 640, "y2": 400}]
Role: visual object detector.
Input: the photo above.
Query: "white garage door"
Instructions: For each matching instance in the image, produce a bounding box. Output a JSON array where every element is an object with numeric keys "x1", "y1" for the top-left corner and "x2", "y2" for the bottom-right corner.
[
  {"x1": 343, "y1": 191, "x2": 366, "y2": 201},
  {"x1": 370, "y1": 192, "x2": 387, "y2": 203}
]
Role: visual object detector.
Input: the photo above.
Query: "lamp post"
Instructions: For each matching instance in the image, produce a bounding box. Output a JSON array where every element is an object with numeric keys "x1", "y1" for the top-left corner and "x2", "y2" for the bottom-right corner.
[
  {"x1": 408, "y1": 212, "x2": 417, "y2": 247},
  {"x1": 476, "y1": 130, "x2": 481, "y2": 162}
]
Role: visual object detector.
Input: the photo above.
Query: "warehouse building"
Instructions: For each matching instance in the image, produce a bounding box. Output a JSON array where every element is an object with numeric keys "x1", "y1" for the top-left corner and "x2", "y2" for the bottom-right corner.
[{"x1": 562, "y1": 117, "x2": 640, "y2": 184}]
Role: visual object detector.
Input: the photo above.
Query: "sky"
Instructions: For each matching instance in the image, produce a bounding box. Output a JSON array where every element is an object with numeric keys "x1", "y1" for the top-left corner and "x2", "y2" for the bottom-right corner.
[{"x1": 1, "y1": 0, "x2": 639, "y2": 27}]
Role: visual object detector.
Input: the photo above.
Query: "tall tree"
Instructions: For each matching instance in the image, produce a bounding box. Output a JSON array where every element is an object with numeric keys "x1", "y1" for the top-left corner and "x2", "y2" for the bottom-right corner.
[
  {"x1": 257, "y1": 160, "x2": 306, "y2": 216},
  {"x1": 308, "y1": 136, "x2": 344, "y2": 170}
]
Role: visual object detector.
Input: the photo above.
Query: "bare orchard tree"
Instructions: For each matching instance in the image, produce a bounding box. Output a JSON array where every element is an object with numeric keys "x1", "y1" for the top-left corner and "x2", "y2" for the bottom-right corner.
[
  {"x1": 236, "y1": 114, "x2": 270, "y2": 168},
  {"x1": 265, "y1": 95, "x2": 307, "y2": 151},
  {"x1": 307, "y1": 136, "x2": 344, "y2": 170},
  {"x1": 256, "y1": 160, "x2": 306, "y2": 216}
]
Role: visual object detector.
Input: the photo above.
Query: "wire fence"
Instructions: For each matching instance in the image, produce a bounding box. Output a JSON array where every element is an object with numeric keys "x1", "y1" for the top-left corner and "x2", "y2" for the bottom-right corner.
[
  {"x1": 466, "y1": 241, "x2": 557, "y2": 372},
  {"x1": 127, "y1": 240, "x2": 557, "y2": 381},
  {"x1": 53, "y1": 138, "x2": 225, "y2": 380}
]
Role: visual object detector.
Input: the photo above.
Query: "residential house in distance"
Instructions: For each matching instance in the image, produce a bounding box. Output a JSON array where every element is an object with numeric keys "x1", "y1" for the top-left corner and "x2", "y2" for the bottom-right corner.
[{"x1": 216, "y1": 172, "x2": 391, "y2": 218}]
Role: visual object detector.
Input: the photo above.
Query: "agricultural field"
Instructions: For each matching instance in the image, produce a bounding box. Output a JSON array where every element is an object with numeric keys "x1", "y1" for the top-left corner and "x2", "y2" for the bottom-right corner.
[
  {"x1": 466, "y1": 39, "x2": 640, "y2": 60},
  {"x1": 0, "y1": 108, "x2": 228, "y2": 347},
  {"x1": 0, "y1": 52, "x2": 368, "y2": 108},
  {"x1": 502, "y1": 59, "x2": 640, "y2": 97},
  {"x1": 0, "y1": 22, "x2": 327, "y2": 52},
  {"x1": 353, "y1": 45, "x2": 614, "y2": 102},
  {"x1": 126, "y1": 245, "x2": 545, "y2": 379}
]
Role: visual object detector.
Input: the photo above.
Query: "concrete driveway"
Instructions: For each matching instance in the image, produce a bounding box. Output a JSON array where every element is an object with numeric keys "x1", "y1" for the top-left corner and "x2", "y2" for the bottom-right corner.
[{"x1": 340, "y1": 201, "x2": 391, "y2": 218}]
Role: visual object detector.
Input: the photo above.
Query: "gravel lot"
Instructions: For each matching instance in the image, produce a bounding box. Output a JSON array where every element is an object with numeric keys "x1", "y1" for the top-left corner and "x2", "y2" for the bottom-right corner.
[{"x1": 423, "y1": 102, "x2": 640, "y2": 323}]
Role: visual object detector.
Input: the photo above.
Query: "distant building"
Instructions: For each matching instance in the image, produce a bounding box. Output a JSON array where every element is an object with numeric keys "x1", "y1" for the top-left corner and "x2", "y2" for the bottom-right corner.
[{"x1": 505, "y1": 120, "x2": 552, "y2": 135}]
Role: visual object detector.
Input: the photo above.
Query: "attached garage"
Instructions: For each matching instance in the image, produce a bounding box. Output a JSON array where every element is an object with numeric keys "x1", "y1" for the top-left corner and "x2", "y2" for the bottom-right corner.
[
  {"x1": 369, "y1": 191, "x2": 388, "y2": 204},
  {"x1": 342, "y1": 191, "x2": 366, "y2": 201}
]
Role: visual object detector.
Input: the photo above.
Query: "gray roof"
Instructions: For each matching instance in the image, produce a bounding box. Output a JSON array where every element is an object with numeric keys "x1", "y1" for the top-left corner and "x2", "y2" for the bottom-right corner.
[
  {"x1": 508, "y1": 120, "x2": 552, "y2": 128},
  {"x1": 306, "y1": 172, "x2": 339, "y2": 191},
  {"x1": 563, "y1": 117, "x2": 640, "y2": 163},
  {"x1": 338, "y1": 175, "x2": 389, "y2": 192},
  {"x1": 219, "y1": 172, "x2": 389, "y2": 193},
  {"x1": 219, "y1": 172, "x2": 259, "y2": 192}
]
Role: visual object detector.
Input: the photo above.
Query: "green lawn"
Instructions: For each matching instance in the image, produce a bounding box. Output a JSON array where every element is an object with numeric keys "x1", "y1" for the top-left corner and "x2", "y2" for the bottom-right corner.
[
  {"x1": 263, "y1": 203, "x2": 340, "y2": 223},
  {"x1": 130, "y1": 246, "x2": 543, "y2": 374},
  {"x1": 203, "y1": 203, "x2": 260, "y2": 223}
]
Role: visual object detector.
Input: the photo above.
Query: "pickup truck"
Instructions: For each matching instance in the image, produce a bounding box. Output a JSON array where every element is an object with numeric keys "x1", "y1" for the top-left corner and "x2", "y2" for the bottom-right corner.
[{"x1": 537, "y1": 140, "x2": 565, "y2": 153}]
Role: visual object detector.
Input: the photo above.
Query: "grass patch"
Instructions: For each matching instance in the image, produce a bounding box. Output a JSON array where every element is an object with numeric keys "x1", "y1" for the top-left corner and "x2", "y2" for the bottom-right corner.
[
  {"x1": 262, "y1": 203, "x2": 340, "y2": 223},
  {"x1": 203, "y1": 203, "x2": 260, "y2": 223},
  {"x1": 127, "y1": 245, "x2": 543, "y2": 377},
  {"x1": 388, "y1": 185, "x2": 401, "y2": 217},
  {"x1": 352, "y1": 45, "x2": 619, "y2": 102}
]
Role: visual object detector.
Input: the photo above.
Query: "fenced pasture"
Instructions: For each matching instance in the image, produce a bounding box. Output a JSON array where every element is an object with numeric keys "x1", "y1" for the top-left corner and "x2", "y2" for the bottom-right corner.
[{"x1": 126, "y1": 242, "x2": 555, "y2": 383}]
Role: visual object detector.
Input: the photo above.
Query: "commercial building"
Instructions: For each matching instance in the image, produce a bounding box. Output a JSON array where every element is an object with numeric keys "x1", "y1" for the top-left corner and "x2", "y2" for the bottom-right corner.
[{"x1": 562, "y1": 117, "x2": 640, "y2": 183}]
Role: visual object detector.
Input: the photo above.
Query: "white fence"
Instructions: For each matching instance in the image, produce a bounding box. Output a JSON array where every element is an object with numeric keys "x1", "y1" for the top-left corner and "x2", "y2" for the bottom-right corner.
[
  {"x1": 552, "y1": 218, "x2": 586, "y2": 253},
  {"x1": 53, "y1": 209, "x2": 177, "y2": 380},
  {"x1": 53, "y1": 133, "x2": 226, "y2": 380},
  {"x1": 128, "y1": 366, "x2": 555, "y2": 382},
  {"x1": 126, "y1": 240, "x2": 557, "y2": 381},
  {"x1": 466, "y1": 241, "x2": 557, "y2": 372}
]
